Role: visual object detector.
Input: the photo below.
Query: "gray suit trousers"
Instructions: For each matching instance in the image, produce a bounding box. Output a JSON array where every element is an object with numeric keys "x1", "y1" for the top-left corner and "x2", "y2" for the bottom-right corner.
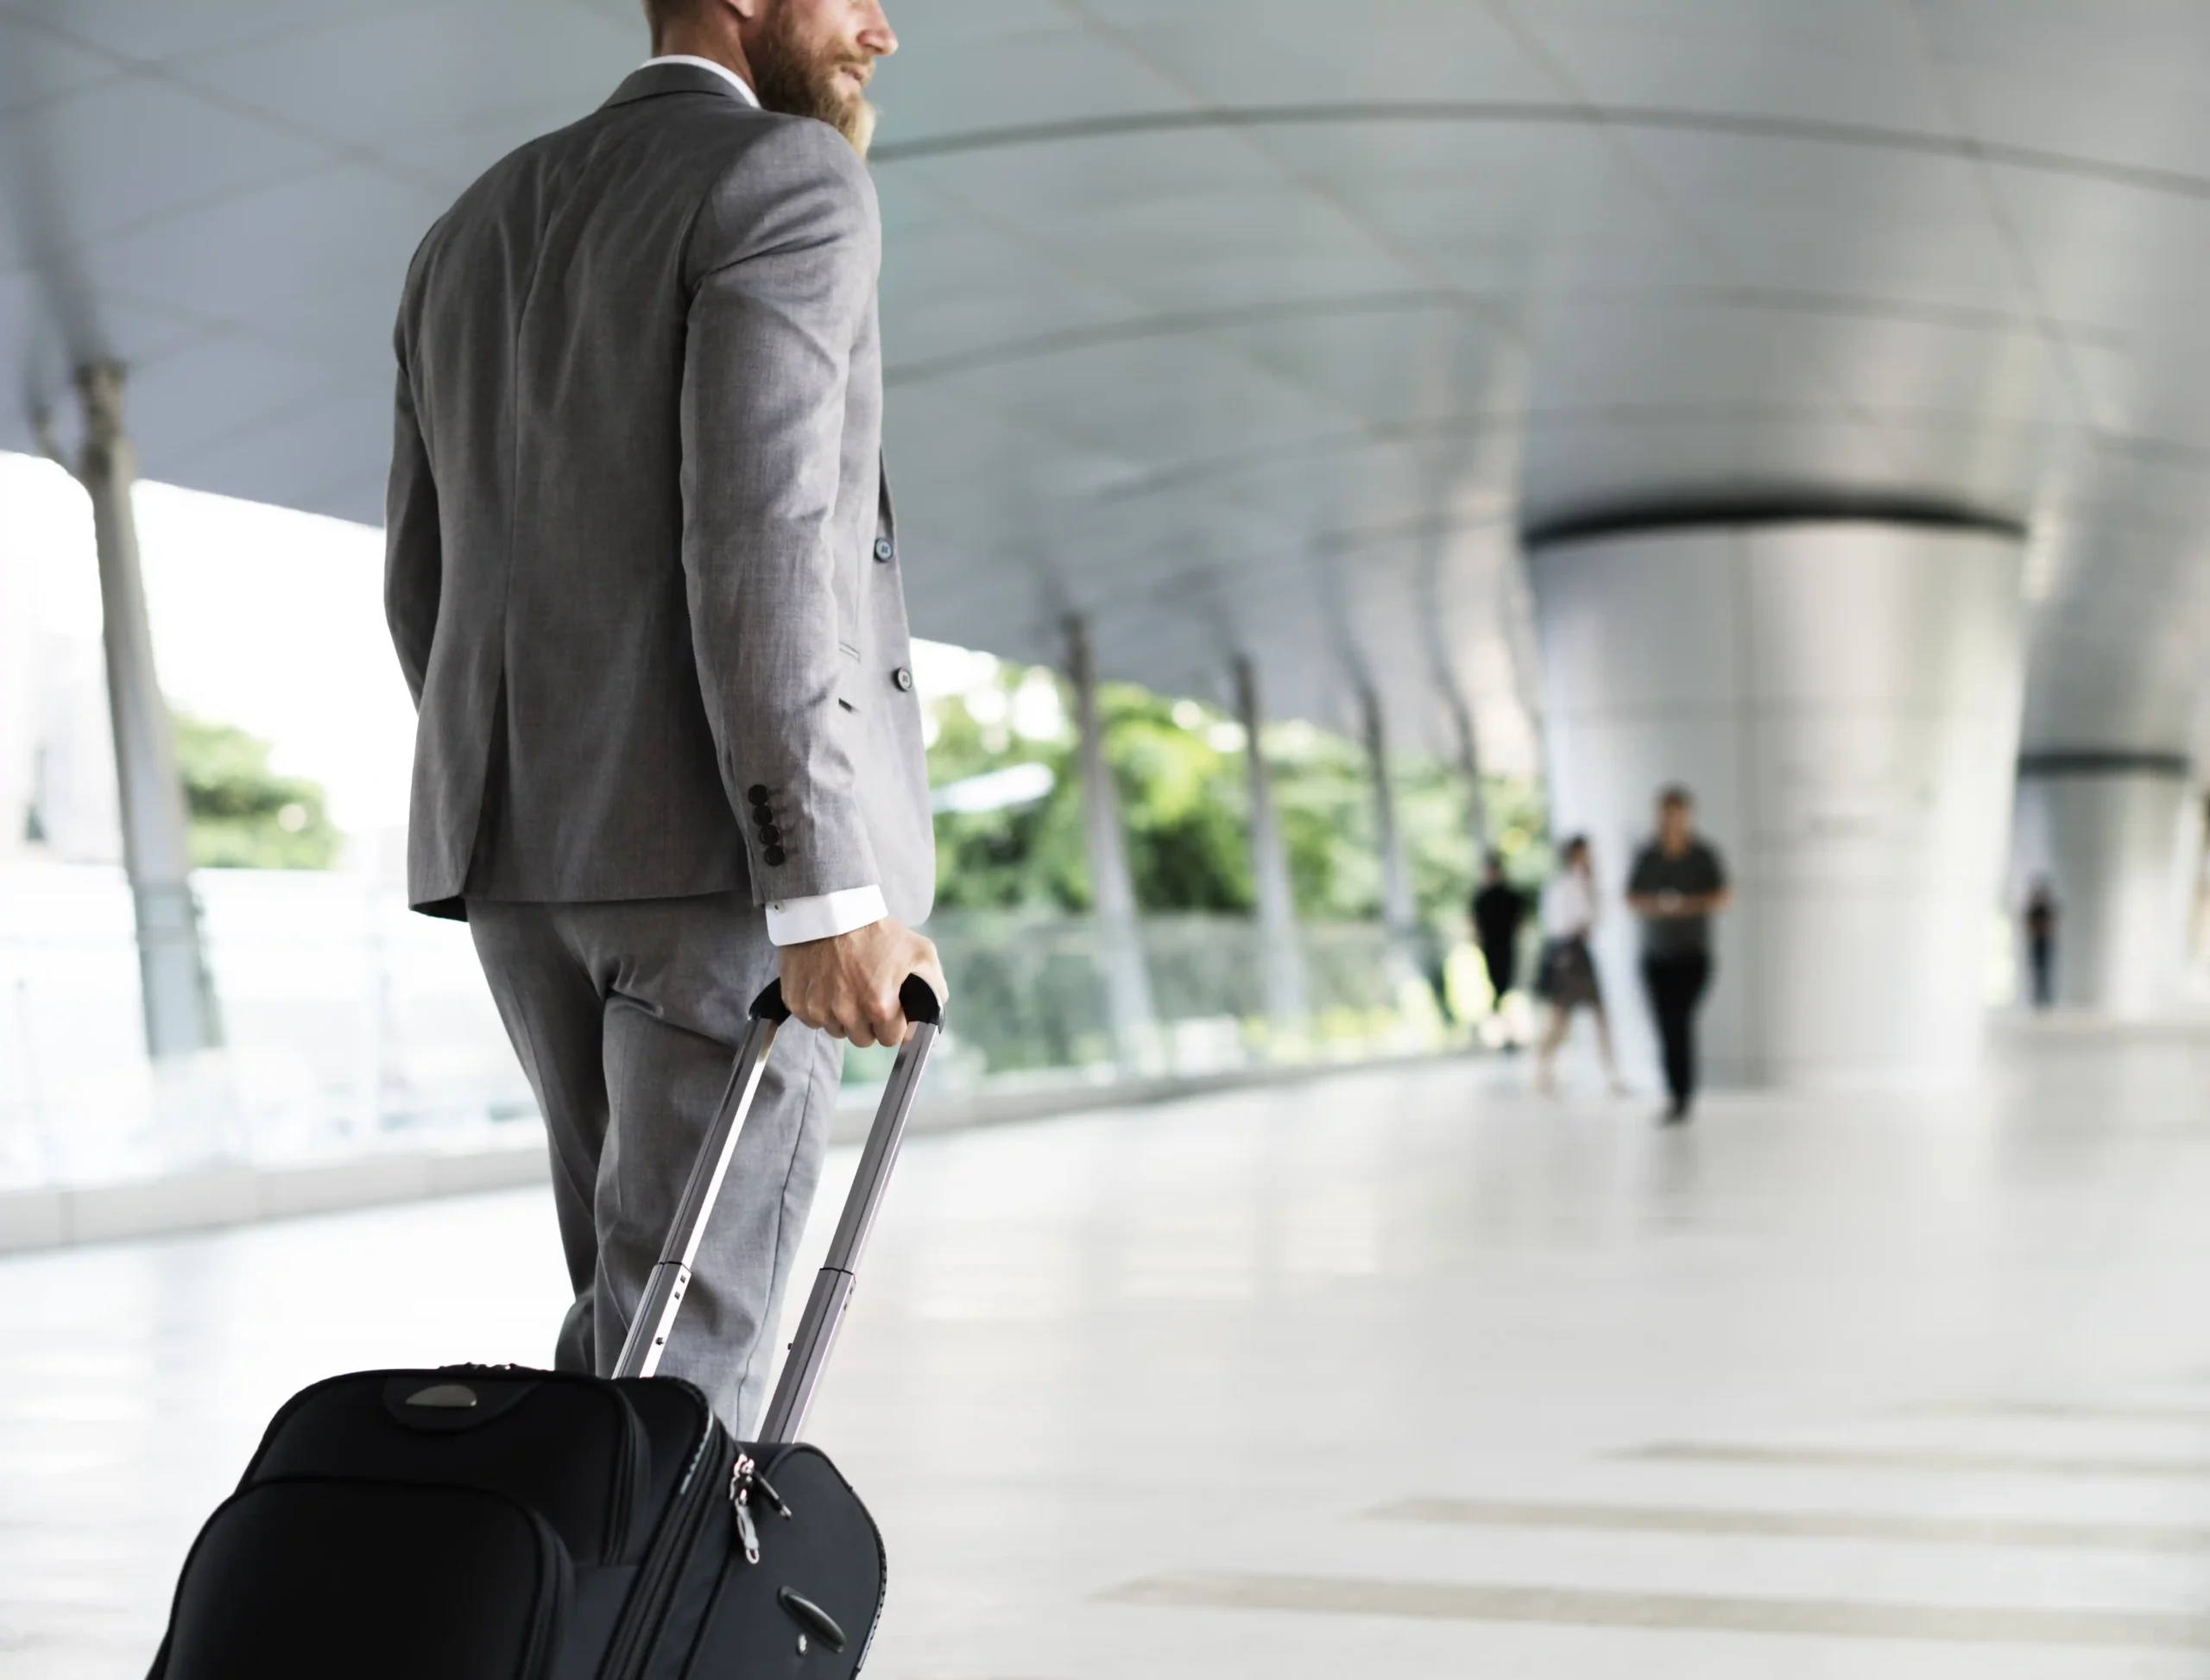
[{"x1": 467, "y1": 893, "x2": 840, "y2": 1433}]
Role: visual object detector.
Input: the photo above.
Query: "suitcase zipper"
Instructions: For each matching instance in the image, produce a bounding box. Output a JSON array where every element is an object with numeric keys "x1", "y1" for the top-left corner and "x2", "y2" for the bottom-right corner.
[
  {"x1": 726, "y1": 1452, "x2": 790, "y2": 1567},
  {"x1": 601, "y1": 1418, "x2": 726, "y2": 1680}
]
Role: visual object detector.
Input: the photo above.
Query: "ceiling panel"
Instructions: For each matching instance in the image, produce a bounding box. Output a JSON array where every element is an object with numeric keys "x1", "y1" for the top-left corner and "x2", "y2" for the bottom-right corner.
[
  {"x1": 161, "y1": 6, "x2": 630, "y2": 161},
  {"x1": 5, "y1": 0, "x2": 2210, "y2": 769},
  {"x1": 0, "y1": 15, "x2": 121, "y2": 117},
  {"x1": 1075, "y1": 0, "x2": 1554, "y2": 107},
  {"x1": 0, "y1": 75, "x2": 328, "y2": 280},
  {"x1": 0, "y1": 0, "x2": 369, "y2": 66},
  {"x1": 1515, "y1": 3, "x2": 1954, "y2": 132}
]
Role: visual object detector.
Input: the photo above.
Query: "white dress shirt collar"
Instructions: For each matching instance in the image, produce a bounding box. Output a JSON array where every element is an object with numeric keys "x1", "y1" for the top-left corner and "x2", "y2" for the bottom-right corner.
[{"x1": 641, "y1": 54, "x2": 760, "y2": 108}]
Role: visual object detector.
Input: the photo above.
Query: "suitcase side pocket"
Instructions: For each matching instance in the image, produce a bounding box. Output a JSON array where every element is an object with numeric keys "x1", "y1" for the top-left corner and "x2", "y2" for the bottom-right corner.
[{"x1": 160, "y1": 1477, "x2": 571, "y2": 1680}]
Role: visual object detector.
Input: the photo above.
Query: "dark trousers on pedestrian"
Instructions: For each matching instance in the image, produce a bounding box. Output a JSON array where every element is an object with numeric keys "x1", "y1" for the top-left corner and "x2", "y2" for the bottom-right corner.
[
  {"x1": 1481, "y1": 938, "x2": 1518, "y2": 1000},
  {"x1": 1641, "y1": 951, "x2": 1713, "y2": 1112},
  {"x1": 2029, "y1": 937, "x2": 2054, "y2": 1008}
]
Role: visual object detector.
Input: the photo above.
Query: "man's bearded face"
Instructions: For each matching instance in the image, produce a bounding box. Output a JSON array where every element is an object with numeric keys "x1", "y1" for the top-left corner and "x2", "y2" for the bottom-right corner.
[{"x1": 751, "y1": 1, "x2": 880, "y2": 155}]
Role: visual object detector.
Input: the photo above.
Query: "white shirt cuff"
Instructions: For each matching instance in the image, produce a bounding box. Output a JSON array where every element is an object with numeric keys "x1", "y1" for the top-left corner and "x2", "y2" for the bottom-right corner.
[{"x1": 765, "y1": 885, "x2": 887, "y2": 946}]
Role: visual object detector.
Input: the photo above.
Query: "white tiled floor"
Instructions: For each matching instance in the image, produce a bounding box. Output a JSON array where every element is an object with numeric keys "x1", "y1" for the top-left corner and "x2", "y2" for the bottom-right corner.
[{"x1": 7, "y1": 1020, "x2": 2210, "y2": 1677}]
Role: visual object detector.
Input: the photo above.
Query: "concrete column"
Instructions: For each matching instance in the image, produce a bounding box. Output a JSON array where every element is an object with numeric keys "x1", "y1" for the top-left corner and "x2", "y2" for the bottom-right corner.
[
  {"x1": 2010, "y1": 753, "x2": 2195, "y2": 1015},
  {"x1": 73, "y1": 363, "x2": 221, "y2": 1059},
  {"x1": 1359, "y1": 685, "x2": 1422, "y2": 969},
  {"x1": 1531, "y1": 513, "x2": 2025, "y2": 1088},
  {"x1": 1065, "y1": 616, "x2": 1155, "y2": 1066},
  {"x1": 1232, "y1": 655, "x2": 1305, "y2": 1028},
  {"x1": 1448, "y1": 689, "x2": 1490, "y2": 858},
  {"x1": 0, "y1": 467, "x2": 36, "y2": 861}
]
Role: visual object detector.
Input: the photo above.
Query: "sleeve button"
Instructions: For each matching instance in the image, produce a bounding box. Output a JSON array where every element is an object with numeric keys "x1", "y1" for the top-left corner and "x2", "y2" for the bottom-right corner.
[
  {"x1": 874, "y1": 537, "x2": 894, "y2": 563},
  {"x1": 757, "y1": 824, "x2": 781, "y2": 846},
  {"x1": 893, "y1": 666, "x2": 913, "y2": 692},
  {"x1": 764, "y1": 845, "x2": 786, "y2": 866},
  {"x1": 747, "y1": 785, "x2": 769, "y2": 805}
]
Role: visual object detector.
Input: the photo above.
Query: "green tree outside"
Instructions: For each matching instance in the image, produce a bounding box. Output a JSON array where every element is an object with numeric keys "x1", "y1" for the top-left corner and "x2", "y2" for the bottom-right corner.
[
  {"x1": 925, "y1": 662, "x2": 1544, "y2": 931},
  {"x1": 172, "y1": 713, "x2": 342, "y2": 869}
]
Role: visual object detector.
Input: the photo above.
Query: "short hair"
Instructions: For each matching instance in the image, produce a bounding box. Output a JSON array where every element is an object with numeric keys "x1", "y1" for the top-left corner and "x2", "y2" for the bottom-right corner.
[
  {"x1": 1560, "y1": 833, "x2": 1590, "y2": 859},
  {"x1": 1658, "y1": 784, "x2": 1693, "y2": 809}
]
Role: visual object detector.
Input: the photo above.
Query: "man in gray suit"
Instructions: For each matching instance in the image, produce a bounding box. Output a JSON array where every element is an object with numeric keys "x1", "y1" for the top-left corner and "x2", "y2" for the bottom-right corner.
[{"x1": 384, "y1": 0, "x2": 939, "y2": 1431}]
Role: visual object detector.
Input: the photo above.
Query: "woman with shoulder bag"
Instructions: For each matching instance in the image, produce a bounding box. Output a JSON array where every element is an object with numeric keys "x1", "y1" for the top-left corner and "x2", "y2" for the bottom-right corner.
[{"x1": 1533, "y1": 835, "x2": 1626, "y2": 1096}]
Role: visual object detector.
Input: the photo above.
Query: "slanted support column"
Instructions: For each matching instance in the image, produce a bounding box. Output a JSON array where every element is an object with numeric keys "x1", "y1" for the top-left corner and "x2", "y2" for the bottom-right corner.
[
  {"x1": 1066, "y1": 616, "x2": 1154, "y2": 1067},
  {"x1": 70, "y1": 363, "x2": 220, "y2": 1059},
  {"x1": 1359, "y1": 684, "x2": 1422, "y2": 973},
  {"x1": 1448, "y1": 687, "x2": 1490, "y2": 859},
  {"x1": 1232, "y1": 655, "x2": 1305, "y2": 1031}
]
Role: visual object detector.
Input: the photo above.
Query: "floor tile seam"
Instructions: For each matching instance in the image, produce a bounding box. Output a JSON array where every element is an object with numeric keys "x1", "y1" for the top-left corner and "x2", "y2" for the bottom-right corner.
[
  {"x1": 1095, "y1": 1568, "x2": 2210, "y2": 1647},
  {"x1": 1620, "y1": 1442, "x2": 2210, "y2": 1479},
  {"x1": 1361, "y1": 1498, "x2": 2210, "y2": 1551}
]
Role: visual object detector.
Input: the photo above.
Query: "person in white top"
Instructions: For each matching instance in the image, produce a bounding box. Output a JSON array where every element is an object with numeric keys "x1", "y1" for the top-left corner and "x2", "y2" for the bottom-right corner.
[{"x1": 1533, "y1": 835, "x2": 1626, "y2": 1096}]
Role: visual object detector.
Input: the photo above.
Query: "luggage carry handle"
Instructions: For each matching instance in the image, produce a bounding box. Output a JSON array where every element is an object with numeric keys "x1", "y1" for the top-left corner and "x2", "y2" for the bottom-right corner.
[
  {"x1": 611, "y1": 983, "x2": 790, "y2": 1382},
  {"x1": 610, "y1": 975, "x2": 945, "y2": 1444},
  {"x1": 758, "y1": 975, "x2": 941, "y2": 1443}
]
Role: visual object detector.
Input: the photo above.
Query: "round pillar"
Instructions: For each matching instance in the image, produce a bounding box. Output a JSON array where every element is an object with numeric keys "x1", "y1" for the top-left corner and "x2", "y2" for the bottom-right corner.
[
  {"x1": 2010, "y1": 755, "x2": 2196, "y2": 1015},
  {"x1": 1530, "y1": 511, "x2": 2025, "y2": 1088}
]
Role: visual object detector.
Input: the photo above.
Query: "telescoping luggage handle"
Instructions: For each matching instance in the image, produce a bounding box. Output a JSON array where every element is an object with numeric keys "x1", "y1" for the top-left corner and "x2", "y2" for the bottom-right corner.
[{"x1": 611, "y1": 975, "x2": 944, "y2": 1445}]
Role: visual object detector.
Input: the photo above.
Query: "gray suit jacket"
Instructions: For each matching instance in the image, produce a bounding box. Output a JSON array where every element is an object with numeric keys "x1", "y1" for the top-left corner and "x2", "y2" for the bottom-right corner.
[{"x1": 386, "y1": 62, "x2": 932, "y2": 925}]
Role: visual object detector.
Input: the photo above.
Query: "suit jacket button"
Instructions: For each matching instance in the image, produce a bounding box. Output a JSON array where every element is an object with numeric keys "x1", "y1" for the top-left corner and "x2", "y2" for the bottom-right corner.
[
  {"x1": 873, "y1": 537, "x2": 894, "y2": 563},
  {"x1": 893, "y1": 666, "x2": 913, "y2": 692},
  {"x1": 764, "y1": 845, "x2": 786, "y2": 866}
]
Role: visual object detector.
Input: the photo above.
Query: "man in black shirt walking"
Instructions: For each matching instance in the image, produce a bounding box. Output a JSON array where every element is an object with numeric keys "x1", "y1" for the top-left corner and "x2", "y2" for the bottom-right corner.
[{"x1": 1626, "y1": 786, "x2": 1732, "y2": 1124}]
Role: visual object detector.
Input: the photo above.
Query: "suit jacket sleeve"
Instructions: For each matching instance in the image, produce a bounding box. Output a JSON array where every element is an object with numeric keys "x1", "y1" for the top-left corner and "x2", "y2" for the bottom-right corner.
[
  {"x1": 681, "y1": 118, "x2": 882, "y2": 904},
  {"x1": 384, "y1": 344, "x2": 441, "y2": 708}
]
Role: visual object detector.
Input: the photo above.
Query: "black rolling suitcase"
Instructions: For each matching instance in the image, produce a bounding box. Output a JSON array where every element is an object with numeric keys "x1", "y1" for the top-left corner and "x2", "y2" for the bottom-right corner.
[{"x1": 148, "y1": 977, "x2": 942, "y2": 1680}]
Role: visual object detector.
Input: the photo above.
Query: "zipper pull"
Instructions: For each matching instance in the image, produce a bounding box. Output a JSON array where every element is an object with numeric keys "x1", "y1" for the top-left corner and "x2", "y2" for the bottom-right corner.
[
  {"x1": 751, "y1": 1467, "x2": 792, "y2": 1520},
  {"x1": 729, "y1": 1453, "x2": 762, "y2": 1565},
  {"x1": 733, "y1": 1491, "x2": 761, "y2": 1565}
]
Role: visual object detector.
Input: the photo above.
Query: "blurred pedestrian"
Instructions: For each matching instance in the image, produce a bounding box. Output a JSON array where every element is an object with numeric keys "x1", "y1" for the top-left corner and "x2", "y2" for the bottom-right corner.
[
  {"x1": 1626, "y1": 786, "x2": 1732, "y2": 1125},
  {"x1": 1533, "y1": 836, "x2": 1624, "y2": 1095},
  {"x1": 2024, "y1": 879, "x2": 2059, "y2": 1008},
  {"x1": 1471, "y1": 850, "x2": 1530, "y2": 1019}
]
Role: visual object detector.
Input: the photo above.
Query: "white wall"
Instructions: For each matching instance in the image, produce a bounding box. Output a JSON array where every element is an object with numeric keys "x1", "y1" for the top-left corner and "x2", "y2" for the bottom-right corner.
[
  {"x1": 0, "y1": 454, "x2": 119, "y2": 864},
  {"x1": 0, "y1": 492, "x2": 34, "y2": 861}
]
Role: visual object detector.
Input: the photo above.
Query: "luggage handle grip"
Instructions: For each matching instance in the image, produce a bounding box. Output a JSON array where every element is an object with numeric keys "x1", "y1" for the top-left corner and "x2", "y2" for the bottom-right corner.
[
  {"x1": 612, "y1": 974, "x2": 944, "y2": 1399},
  {"x1": 747, "y1": 974, "x2": 942, "y2": 1030}
]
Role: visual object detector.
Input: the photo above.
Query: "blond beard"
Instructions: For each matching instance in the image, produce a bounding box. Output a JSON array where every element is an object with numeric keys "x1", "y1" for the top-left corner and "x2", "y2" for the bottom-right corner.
[
  {"x1": 847, "y1": 98, "x2": 877, "y2": 158},
  {"x1": 750, "y1": 6, "x2": 879, "y2": 158}
]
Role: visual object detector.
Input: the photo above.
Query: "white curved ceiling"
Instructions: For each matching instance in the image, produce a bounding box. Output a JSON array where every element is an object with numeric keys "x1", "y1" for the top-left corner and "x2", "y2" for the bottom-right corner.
[{"x1": 6, "y1": 0, "x2": 2210, "y2": 769}]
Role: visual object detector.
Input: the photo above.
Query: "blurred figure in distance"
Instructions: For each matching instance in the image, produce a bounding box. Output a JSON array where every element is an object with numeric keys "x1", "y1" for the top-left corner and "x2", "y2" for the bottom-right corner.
[
  {"x1": 1470, "y1": 849, "x2": 1530, "y2": 1048},
  {"x1": 2024, "y1": 878, "x2": 2059, "y2": 1009},
  {"x1": 1626, "y1": 786, "x2": 1732, "y2": 1125},
  {"x1": 1533, "y1": 836, "x2": 1624, "y2": 1096}
]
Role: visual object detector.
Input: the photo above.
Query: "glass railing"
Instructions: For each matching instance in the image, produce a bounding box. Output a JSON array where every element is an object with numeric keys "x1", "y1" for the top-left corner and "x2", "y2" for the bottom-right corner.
[
  {"x1": 859, "y1": 909, "x2": 1456, "y2": 1094},
  {"x1": 0, "y1": 865, "x2": 1477, "y2": 1192}
]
